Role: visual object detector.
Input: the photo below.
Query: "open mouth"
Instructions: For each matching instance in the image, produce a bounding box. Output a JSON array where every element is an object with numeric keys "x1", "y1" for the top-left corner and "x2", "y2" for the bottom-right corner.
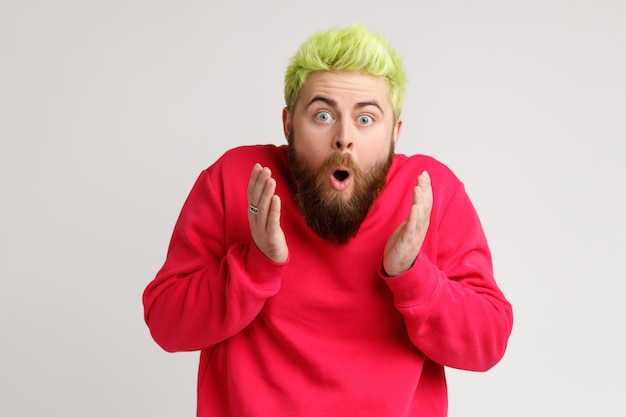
[{"x1": 333, "y1": 170, "x2": 350, "y2": 182}]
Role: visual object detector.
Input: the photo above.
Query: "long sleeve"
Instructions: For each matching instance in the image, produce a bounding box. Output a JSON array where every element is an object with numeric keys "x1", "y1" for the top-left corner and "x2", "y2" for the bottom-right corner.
[
  {"x1": 142, "y1": 167, "x2": 285, "y2": 353},
  {"x1": 383, "y1": 176, "x2": 513, "y2": 372},
  {"x1": 142, "y1": 148, "x2": 512, "y2": 416}
]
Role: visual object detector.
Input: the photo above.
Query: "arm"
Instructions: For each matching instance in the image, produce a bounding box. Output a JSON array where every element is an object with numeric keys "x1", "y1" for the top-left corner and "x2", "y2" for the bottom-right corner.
[
  {"x1": 142, "y1": 168, "x2": 286, "y2": 353},
  {"x1": 383, "y1": 178, "x2": 513, "y2": 371}
]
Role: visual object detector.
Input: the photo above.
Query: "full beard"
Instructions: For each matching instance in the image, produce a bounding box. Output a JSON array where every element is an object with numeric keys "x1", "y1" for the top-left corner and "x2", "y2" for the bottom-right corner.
[{"x1": 288, "y1": 134, "x2": 395, "y2": 244}]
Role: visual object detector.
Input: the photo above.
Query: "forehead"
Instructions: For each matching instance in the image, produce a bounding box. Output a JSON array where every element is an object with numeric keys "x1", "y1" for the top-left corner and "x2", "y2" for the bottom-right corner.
[{"x1": 298, "y1": 71, "x2": 391, "y2": 108}]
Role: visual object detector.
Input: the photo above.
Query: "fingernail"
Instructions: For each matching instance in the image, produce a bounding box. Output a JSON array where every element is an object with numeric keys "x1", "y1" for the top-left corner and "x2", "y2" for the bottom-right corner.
[{"x1": 420, "y1": 170, "x2": 429, "y2": 184}]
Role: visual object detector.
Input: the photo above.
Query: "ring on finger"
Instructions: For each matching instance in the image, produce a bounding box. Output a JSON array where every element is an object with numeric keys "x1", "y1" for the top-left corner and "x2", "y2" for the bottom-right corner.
[{"x1": 249, "y1": 203, "x2": 259, "y2": 214}]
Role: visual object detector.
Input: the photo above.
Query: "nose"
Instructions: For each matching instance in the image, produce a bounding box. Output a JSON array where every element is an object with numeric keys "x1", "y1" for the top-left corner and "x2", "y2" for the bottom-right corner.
[{"x1": 333, "y1": 119, "x2": 354, "y2": 150}]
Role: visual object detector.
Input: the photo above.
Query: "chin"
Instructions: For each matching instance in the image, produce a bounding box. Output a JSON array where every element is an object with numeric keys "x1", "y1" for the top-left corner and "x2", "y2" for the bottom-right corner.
[{"x1": 324, "y1": 184, "x2": 354, "y2": 202}]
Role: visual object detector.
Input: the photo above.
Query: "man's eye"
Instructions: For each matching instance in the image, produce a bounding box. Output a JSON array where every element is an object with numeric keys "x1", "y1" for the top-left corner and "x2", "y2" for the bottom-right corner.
[
  {"x1": 358, "y1": 115, "x2": 372, "y2": 125},
  {"x1": 315, "y1": 111, "x2": 332, "y2": 122}
]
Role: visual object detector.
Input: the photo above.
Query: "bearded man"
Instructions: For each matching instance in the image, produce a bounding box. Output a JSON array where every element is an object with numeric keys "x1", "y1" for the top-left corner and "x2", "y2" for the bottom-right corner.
[{"x1": 143, "y1": 23, "x2": 513, "y2": 417}]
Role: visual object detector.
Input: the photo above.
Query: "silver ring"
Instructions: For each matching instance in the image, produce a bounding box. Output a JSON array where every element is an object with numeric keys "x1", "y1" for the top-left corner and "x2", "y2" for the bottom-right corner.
[{"x1": 249, "y1": 203, "x2": 259, "y2": 214}]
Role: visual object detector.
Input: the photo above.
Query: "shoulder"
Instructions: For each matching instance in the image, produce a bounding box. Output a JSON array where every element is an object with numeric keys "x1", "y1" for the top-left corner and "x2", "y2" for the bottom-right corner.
[
  {"x1": 217, "y1": 144, "x2": 288, "y2": 167},
  {"x1": 181, "y1": 145, "x2": 288, "y2": 206},
  {"x1": 390, "y1": 153, "x2": 461, "y2": 187},
  {"x1": 386, "y1": 154, "x2": 481, "y2": 231},
  {"x1": 203, "y1": 144, "x2": 289, "y2": 177},
  {"x1": 190, "y1": 145, "x2": 290, "y2": 198}
]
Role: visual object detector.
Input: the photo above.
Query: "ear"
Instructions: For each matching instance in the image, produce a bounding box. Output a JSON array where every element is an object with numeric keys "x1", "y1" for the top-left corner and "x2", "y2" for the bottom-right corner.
[
  {"x1": 392, "y1": 119, "x2": 402, "y2": 146},
  {"x1": 282, "y1": 107, "x2": 291, "y2": 141}
]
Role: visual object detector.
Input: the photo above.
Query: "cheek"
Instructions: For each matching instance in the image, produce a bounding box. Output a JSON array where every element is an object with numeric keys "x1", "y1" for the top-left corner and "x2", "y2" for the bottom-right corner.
[
  {"x1": 291, "y1": 136, "x2": 325, "y2": 170},
  {"x1": 293, "y1": 126, "x2": 329, "y2": 155},
  {"x1": 360, "y1": 140, "x2": 393, "y2": 170}
]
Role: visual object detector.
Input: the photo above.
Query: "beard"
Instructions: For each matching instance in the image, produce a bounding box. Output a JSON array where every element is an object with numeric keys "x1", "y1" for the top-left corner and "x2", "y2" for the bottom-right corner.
[{"x1": 287, "y1": 132, "x2": 395, "y2": 244}]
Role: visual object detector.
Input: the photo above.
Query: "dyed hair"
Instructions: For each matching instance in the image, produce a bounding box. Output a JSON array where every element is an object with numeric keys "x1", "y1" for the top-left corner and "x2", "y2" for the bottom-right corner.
[{"x1": 284, "y1": 23, "x2": 407, "y2": 120}]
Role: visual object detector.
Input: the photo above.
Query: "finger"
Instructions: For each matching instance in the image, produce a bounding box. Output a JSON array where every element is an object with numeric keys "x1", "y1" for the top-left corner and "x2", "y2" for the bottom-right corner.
[
  {"x1": 248, "y1": 163, "x2": 263, "y2": 200},
  {"x1": 418, "y1": 170, "x2": 430, "y2": 187},
  {"x1": 407, "y1": 171, "x2": 432, "y2": 234},
  {"x1": 419, "y1": 170, "x2": 433, "y2": 216},
  {"x1": 406, "y1": 171, "x2": 428, "y2": 230},
  {"x1": 267, "y1": 194, "x2": 282, "y2": 233},
  {"x1": 257, "y1": 176, "x2": 276, "y2": 219},
  {"x1": 248, "y1": 164, "x2": 271, "y2": 207},
  {"x1": 415, "y1": 169, "x2": 432, "y2": 205},
  {"x1": 401, "y1": 191, "x2": 418, "y2": 239}
]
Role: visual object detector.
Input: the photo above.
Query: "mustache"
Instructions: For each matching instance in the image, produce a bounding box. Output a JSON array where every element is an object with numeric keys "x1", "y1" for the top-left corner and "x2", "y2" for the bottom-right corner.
[{"x1": 322, "y1": 152, "x2": 360, "y2": 173}]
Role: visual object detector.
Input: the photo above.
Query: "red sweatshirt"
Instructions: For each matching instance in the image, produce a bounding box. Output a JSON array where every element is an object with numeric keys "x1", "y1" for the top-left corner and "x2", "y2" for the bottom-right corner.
[{"x1": 143, "y1": 144, "x2": 513, "y2": 417}]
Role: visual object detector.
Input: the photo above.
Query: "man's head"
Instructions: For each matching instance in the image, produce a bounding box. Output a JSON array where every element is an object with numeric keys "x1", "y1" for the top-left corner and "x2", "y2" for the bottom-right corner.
[
  {"x1": 284, "y1": 23, "x2": 407, "y2": 121},
  {"x1": 282, "y1": 24, "x2": 406, "y2": 243}
]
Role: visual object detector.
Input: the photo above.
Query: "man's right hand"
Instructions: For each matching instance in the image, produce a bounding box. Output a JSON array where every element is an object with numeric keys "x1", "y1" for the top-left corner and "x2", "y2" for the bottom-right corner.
[{"x1": 247, "y1": 163, "x2": 288, "y2": 263}]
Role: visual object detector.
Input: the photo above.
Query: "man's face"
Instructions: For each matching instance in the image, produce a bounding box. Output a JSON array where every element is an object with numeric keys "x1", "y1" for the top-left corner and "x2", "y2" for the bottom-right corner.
[{"x1": 283, "y1": 71, "x2": 402, "y2": 243}]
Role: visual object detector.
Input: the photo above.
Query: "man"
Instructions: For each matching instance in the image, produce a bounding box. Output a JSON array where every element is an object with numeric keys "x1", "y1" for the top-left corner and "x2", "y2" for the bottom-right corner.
[{"x1": 143, "y1": 23, "x2": 513, "y2": 417}]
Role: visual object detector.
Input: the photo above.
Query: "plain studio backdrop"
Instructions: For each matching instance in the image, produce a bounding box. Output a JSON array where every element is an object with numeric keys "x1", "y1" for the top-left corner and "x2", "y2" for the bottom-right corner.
[{"x1": 1, "y1": 1, "x2": 624, "y2": 416}]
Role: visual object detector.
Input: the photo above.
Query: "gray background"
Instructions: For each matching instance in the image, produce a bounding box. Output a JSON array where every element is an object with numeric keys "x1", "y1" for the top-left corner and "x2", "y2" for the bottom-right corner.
[{"x1": 1, "y1": 0, "x2": 624, "y2": 416}]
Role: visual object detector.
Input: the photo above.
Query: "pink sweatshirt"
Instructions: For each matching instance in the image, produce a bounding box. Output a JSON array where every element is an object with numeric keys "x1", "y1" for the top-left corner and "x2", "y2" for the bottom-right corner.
[{"x1": 143, "y1": 145, "x2": 513, "y2": 417}]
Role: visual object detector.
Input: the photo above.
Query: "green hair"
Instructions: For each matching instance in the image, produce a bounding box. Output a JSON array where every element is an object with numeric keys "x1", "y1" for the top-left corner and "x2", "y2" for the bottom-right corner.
[{"x1": 284, "y1": 23, "x2": 407, "y2": 120}]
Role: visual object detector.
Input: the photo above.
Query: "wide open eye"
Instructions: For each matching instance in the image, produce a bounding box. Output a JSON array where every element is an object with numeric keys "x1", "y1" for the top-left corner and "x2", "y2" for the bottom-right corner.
[
  {"x1": 315, "y1": 111, "x2": 333, "y2": 122},
  {"x1": 357, "y1": 115, "x2": 372, "y2": 126}
]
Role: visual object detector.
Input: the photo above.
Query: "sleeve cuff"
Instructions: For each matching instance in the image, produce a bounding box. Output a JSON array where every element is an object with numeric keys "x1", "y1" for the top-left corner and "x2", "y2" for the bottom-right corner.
[
  {"x1": 244, "y1": 242, "x2": 288, "y2": 289},
  {"x1": 380, "y1": 253, "x2": 441, "y2": 307}
]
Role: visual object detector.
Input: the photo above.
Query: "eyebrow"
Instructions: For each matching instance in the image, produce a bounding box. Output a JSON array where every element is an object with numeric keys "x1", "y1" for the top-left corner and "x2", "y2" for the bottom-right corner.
[{"x1": 306, "y1": 95, "x2": 384, "y2": 114}]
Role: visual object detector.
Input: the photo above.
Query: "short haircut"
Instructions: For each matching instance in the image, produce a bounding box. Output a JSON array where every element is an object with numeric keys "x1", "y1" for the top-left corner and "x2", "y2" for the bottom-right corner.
[{"x1": 284, "y1": 23, "x2": 407, "y2": 121}]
